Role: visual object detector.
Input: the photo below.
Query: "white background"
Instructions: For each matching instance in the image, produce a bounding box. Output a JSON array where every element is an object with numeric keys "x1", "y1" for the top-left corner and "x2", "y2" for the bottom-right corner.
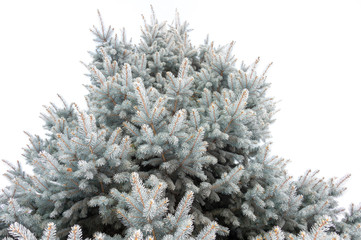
[{"x1": 0, "y1": 0, "x2": 360, "y2": 211}]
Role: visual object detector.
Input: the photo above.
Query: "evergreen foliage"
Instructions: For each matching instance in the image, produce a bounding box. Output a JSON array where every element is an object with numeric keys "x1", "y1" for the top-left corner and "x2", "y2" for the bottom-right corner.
[{"x1": 1, "y1": 6, "x2": 360, "y2": 240}]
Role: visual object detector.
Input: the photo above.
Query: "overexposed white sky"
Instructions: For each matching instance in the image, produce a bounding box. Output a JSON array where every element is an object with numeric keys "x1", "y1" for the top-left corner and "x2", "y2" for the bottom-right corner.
[{"x1": 0, "y1": 0, "x2": 360, "y2": 210}]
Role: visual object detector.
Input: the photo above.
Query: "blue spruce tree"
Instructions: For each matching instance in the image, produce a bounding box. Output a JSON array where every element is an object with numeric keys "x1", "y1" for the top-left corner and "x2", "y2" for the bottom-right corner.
[{"x1": 1, "y1": 7, "x2": 360, "y2": 240}]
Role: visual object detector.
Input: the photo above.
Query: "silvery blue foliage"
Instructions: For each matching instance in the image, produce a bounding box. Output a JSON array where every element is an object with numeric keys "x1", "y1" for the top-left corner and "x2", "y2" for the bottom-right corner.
[
  {"x1": 3, "y1": 173, "x2": 226, "y2": 240},
  {"x1": 109, "y1": 172, "x2": 227, "y2": 240},
  {"x1": 251, "y1": 216, "x2": 351, "y2": 240},
  {"x1": 1, "y1": 6, "x2": 360, "y2": 240},
  {"x1": 2, "y1": 216, "x2": 352, "y2": 240}
]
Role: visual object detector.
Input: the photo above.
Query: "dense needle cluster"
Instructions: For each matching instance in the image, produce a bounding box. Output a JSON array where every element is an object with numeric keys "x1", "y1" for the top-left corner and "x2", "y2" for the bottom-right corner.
[{"x1": 1, "y1": 6, "x2": 360, "y2": 240}]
